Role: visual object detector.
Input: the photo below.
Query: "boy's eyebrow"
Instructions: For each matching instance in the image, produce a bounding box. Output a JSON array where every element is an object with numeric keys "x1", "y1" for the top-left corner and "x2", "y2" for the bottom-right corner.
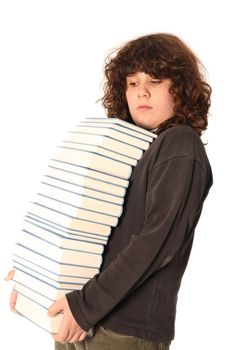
[
  {"x1": 126, "y1": 73, "x2": 144, "y2": 79},
  {"x1": 126, "y1": 73, "x2": 161, "y2": 80}
]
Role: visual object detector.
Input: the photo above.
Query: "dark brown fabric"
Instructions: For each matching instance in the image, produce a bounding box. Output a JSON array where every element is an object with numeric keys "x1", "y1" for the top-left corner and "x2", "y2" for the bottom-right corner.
[{"x1": 66, "y1": 125, "x2": 213, "y2": 343}]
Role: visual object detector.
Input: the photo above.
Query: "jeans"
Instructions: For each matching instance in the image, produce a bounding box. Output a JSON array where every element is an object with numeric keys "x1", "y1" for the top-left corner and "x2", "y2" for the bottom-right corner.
[{"x1": 55, "y1": 326, "x2": 170, "y2": 350}]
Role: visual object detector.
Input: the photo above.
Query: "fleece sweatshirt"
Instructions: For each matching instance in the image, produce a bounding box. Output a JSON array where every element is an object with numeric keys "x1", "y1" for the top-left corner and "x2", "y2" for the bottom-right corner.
[{"x1": 66, "y1": 125, "x2": 213, "y2": 343}]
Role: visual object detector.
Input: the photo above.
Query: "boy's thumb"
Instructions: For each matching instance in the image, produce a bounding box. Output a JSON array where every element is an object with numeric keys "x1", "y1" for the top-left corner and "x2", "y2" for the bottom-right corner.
[{"x1": 48, "y1": 300, "x2": 63, "y2": 317}]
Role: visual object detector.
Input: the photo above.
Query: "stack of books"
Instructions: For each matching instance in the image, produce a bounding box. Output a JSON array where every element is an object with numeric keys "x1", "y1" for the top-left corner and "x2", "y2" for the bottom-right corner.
[{"x1": 12, "y1": 117, "x2": 157, "y2": 332}]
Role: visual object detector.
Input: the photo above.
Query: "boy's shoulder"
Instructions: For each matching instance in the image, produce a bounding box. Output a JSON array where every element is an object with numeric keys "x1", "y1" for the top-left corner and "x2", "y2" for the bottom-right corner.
[
  {"x1": 156, "y1": 125, "x2": 198, "y2": 152},
  {"x1": 159, "y1": 124, "x2": 196, "y2": 141},
  {"x1": 149, "y1": 125, "x2": 208, "y2": 166}
]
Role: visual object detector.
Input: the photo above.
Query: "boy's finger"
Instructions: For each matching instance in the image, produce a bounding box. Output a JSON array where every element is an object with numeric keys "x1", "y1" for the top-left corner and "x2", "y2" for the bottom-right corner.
[{"x1": 4, "y1": 270, "x2": 15, "y2": 281}]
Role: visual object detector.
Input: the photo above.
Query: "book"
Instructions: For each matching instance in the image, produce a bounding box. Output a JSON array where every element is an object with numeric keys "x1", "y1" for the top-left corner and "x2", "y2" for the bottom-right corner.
[
  {"x1": 14, "y1": 263, "x2": 85, "y2": 292},
  {"x1": 61, "y1": 142, "x2": 137, "y2": 166},
  {"x1": 36, "y1": 180, "x2": 123, "y2": 215},
  {"x1": 15, "y1": 232, "x2": 103, "y2": 267},
  {"x1": 24, "y1": 215, "x2": 108, "y2": 244},
  {"x1": 72, "y1": 125, "x2": 150, "y2": 150},
  {"x1": 14, "y1": 292, "x2": 63, "y2": 333},
  {"x1": 53, "y1": 146, "x2": 132, "y2": 179},
  {"x1": 78, "y1": 121, "x2": 154, "y2": 143},
  {"x1": 13, "y1": 256, "x2": 91, "y2": 285},
  {"x1": 15, "y1": 281, "x2": 56, "y2": 304},
  {"x1": 63, "y1": 131, "x2": 143, "y2": 160},
  {"x1": 80, "y1": 117, "x2": 157, "y2": 138},
  {"x1": 22, "y1": 220, "x2": 104, "y2": 253},
  {"x1": 16, "y1": 229, "x2": 103, "y2": 266},
  {"x1": 48, "y1": 160, "x2": 129, "y2": 188},
  {"x1": 28, "y1": 196, "x2": 118, "y2": 227},
  {"x1": 42, "y1": 171, "x2": 125, "y2": 203},
  {"x1": 26, "y1": 203, "x2": 112, "y2": 236},
  {"x1": 13, "y1": 117, "x2": 157, "y2": 334},
  {"x1": 13, "y1": 244, "x2": 100, "y2": 278}
]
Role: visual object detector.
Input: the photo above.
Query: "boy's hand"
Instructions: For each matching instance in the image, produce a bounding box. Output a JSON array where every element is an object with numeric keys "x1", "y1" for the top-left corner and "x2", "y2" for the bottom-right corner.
[
  {"x1": 9, "y1": 288, "x2": 19, "y2": 314},
  {"x1": 5, "y1": 269, "x2": 21, "y2": 315},
  {"x1": 4, "y1": 269, "x2": 15, "y2": 281},
  {"x1": 48, "y1": 297, "x2": 87, "y2": 343}
]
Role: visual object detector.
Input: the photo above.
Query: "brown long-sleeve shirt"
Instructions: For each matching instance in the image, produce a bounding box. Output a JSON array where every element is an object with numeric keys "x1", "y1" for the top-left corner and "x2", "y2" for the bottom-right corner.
[{"x1": 66, "y1": 125, "x2": 213, "y2": 343}]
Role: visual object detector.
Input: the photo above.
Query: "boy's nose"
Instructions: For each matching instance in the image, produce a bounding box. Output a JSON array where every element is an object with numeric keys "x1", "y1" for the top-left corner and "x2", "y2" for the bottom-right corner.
[{"x1": 137, "y1": 86, "x2": 150, "y2": 98}]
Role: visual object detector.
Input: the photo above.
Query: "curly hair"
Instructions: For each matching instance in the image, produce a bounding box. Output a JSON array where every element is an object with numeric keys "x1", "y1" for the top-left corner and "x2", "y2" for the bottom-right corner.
[{"x1": 101, "y1": 33, "x2": 212, "y2": 136}]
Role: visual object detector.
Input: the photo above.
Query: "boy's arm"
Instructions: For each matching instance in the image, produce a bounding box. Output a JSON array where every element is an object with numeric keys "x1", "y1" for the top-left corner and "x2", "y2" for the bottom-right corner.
[{"x1": 65, "y1": 155, "x2": 209, "y2": 331}]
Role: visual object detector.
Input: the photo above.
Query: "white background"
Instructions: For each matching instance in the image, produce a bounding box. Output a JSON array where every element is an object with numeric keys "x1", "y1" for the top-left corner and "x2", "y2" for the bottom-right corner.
[{"x1": 0, "y1": 1, "x2": 232, "y2": 349}]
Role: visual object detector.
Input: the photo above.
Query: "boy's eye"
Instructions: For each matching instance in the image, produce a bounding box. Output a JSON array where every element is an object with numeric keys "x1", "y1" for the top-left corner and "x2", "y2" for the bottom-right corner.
[
  {"x1": 127, "y1": 79, "x2": 161, "y2": 86},
  {"x1": 150, "y1": 79, "x2": 161, "y2": 84},
  {"x1": 126, "y1": 81, "x2": 138, "y2": 87}
]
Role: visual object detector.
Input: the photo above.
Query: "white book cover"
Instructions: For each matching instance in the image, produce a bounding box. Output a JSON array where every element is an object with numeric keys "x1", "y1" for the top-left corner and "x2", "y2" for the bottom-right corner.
[
  {"x1": 13, "y1": 244, "x2": 100, "y2": 278},
  {"x1": 26, "y1": 204, "x2": 112, "y2": 236},
  {"x1": 14, "y1": 270, "x2": 82, "y2": 300},
  {"x1": 48, "y1": 160, "x2": 129, "y2": 188},
  {"x1": 73, "y1": 126, "x2": 150, "y2": 150},
  {"x1": 29, "y1": 196, "x2": 118, "y2": 227},
  {"x1": 22, "y1": 220, "x2": 104, "y2": 253},
  {"x1": 78, "y1": 120, "x2": 155, "y2": 142},
  {"x1": 61, "y1": 142, "x2": 137, "y2": 166},
  {"x1": 81, "y1": 117, "x2": 157, "y2": 139},
  {"x1": 36, "y1": 181, "x2": 123, "y2": 216},
  {"x1": 24, "y1": 216, "x2": 108, "y2": 244},
  {"x1": 15, "y1": 231, "x2": 103, "y2": 267},
  {"x1": 63, "y1": 131, "x2": 143, "y2": 160},
  {"x1": 15, "y1": 282, "x2": 55, "y2": 304},
  {"x1": 13, "y1": 257, "x2": 90, "y2": 285},
  {"x1": 13, "y1": 245, "x2": 99, "y2": 279},
  {"x1": 42, "y1": 172, "x2": 125, "y2": 203},
  {"x1": 15, "y1": 292, "x2": 63, "y2": 333},
  {"x1": 14, "y1": 263, "x2": 86, "y2": 290},
  {"x1": 53, "y1": 147, "x2": 132, "y2": 179}
]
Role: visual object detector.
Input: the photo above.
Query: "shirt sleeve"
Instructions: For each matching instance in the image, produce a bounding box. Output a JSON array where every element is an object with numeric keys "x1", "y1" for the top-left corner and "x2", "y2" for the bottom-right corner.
[{"x1": 66, "y1": 155, "x2": 207, "y2": 331}]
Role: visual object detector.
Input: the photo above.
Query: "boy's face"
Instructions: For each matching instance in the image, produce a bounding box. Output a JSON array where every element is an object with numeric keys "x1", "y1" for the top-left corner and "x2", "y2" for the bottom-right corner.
[{"x1": 126, "y1": 72, "x2": 174, "y2": 130}]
